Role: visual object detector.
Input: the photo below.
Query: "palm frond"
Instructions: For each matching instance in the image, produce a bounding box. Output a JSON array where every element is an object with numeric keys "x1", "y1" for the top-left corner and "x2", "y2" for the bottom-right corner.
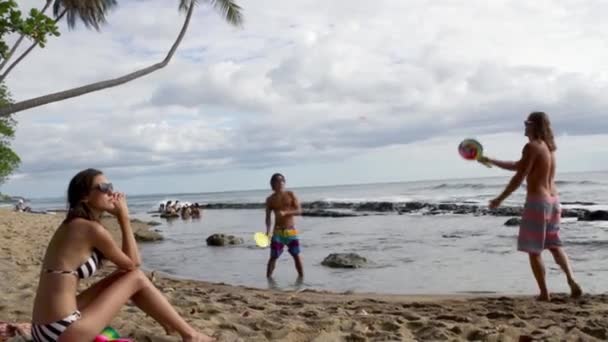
[
  {"x1": 179, "y1": 0, "x2": 243, "y2": 26},
  {"x1": 53, "y1": 0, "x2": 118, "y2": 30}
]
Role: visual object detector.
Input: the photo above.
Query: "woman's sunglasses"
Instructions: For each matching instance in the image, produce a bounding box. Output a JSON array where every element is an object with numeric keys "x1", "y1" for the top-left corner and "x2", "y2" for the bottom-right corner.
[{"x1": 93, "y1": 182, "x2": 114, "y2": 194}]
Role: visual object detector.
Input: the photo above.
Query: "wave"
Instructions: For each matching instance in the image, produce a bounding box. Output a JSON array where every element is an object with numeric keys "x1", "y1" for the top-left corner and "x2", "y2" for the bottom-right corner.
[
  {"x1": 555, "y1": 180, "x2": 603, "y2": 186},
  {"x1": 431, "y1": 183, "x2": 500, "y2": 190}
]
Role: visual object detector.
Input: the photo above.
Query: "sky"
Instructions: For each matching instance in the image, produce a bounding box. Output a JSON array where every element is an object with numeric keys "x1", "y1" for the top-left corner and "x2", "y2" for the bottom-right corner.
[{"x1": 2, "y1": 0, "x2": 608, "y2": 198}]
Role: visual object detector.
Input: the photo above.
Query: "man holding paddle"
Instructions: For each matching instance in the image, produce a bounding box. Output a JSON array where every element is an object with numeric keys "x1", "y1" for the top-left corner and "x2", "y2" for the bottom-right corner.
[
  {"x1": 481, "y1": 112, "x2": 582, "y2": 301},
  {"x1": 264, "y1": 173, "x2": 304, "y2": 279}
]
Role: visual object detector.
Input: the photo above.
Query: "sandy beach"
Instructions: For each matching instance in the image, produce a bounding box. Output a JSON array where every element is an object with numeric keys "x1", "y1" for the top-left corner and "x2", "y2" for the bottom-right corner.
[{"x1": 1, "y1": 209, "x2": 608, "y2": 342}]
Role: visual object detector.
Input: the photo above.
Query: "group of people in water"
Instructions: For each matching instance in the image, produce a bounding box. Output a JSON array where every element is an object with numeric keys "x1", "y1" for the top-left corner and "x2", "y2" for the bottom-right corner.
[
  {"x1": 26, "y1": 111, "x2": 582, "y2": 341},
  {"x1": 159, "y1": 201, "x2": 202, "y2": 219}
]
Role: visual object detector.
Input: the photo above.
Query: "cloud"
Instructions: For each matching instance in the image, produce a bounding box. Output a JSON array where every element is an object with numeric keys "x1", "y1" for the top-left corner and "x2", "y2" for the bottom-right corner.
[{"x1": 3, "y1": 0, "x2": 608, "y2": 196}]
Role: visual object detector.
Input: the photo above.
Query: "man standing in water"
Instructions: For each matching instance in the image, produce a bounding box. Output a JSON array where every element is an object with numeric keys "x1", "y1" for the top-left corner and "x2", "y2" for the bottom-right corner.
[
  {"x1": 265, "y1": 173, "x2": 304, "y2": 279},
  {"x1": 482, "y1": 112, "x2": 582, "y2": 301}
]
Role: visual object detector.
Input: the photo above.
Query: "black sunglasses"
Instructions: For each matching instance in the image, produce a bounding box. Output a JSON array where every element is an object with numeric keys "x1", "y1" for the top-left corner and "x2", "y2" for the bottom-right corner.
[{"x1": 93, "y1": 182, "x2": 113, "y2": 194}]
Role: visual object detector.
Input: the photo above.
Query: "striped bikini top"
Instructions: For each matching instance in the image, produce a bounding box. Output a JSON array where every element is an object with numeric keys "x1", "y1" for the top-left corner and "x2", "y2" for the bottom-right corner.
[{"x1": 44, "y1": 249, "x2": 104, "y2": 279}]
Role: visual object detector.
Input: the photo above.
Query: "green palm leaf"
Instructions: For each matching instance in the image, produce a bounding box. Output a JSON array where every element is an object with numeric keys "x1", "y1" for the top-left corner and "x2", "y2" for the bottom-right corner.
[
  {"x1": 52, "y1": 0, "x2": 118, "y2": 30},
  {"x1": 180, "y1": 0, "x2": 243, "y2": 26}
]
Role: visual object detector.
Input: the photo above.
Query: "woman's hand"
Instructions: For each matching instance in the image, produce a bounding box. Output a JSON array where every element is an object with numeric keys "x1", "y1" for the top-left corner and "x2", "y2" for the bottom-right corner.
[{"x1": 107, "y1": 192, "x2": 129, "y2": 220}]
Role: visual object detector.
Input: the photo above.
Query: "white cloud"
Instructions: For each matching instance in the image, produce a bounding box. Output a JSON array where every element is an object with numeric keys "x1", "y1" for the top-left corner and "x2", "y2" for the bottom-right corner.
[{"x1": 3, "y1": 0, "x2": 608, "y2": 196}]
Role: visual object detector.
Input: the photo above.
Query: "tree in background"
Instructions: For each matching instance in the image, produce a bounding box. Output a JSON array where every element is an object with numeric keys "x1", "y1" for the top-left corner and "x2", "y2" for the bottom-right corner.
[
  {"x1": 0, "y1": 81, "x2": 19, "y2": 186},
  {"x1": 0, "y1": 0, "x2": 243, "y2": 117}
]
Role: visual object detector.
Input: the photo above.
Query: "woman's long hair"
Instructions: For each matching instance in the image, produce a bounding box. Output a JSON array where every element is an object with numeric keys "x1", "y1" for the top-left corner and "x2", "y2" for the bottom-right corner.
[
  {"x1": 528, "y1": 112, "x2": 557, "y2": 151},
  {"x1": 64, "y1": 168, "x2": 103, "y2": 223}
]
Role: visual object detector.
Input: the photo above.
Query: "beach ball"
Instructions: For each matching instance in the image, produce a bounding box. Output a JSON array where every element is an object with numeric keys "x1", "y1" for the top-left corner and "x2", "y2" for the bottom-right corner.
[
  {"x1": 94, "y1": 326, "x2": 121, "y2": 342},
  {"x1": 458, "y1": 139, "x2": 483, "y2": 161}
]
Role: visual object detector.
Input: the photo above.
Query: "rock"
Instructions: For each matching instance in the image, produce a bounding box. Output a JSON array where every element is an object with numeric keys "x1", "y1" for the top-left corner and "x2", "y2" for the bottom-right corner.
[
  {"x1": 147, "y1": 221, "x2": 162, "y2": 226},
  {"x1": 491, "y1": 207, "x2": 523, "y2": 216},
  {"x1": 405, "y1": 202, "x2": 426, "y2": 210},
  {"x1": 301, "y1": 210, "x2": 360, "y2": 217},
  {"x1": 134, "y1": 229, "x2": 164, "y2": 242},
  {"x1": 321, "y1": 253, "x2": 368, "y2": 268},
  {"x1": 355, "y1": 202, "x2": 395, "y2": 212},
  {"x1": 504, "y1": 217, "x2": 521, "y2": 226},
  {"x1": 562, "y1": 208, "x2": 588, "y2": 219},
  {"x1": 206, "y1": 234, "x2": 244, "y2": 246},
  {"x1": 438, "y1": 203, "x2": 458, "y2": 211},
  {"x1": 160, "y1": 213, "x2": 179, "y2": 219},
  {"x1": 561, "y1": 201, "x2": 596, "y2": 205},
  {"x1": 580, "y1": 210, "x2": 608, "y2": 221}
]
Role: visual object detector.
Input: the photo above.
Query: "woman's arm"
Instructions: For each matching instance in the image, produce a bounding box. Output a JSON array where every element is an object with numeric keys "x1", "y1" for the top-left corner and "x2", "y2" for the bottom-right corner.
[
  {"x1": 106, "y1": 193, "x2": 141, "y2": 266},
  {"x1": 87, "y1": 221, "x2": 136, "y2": 270}
]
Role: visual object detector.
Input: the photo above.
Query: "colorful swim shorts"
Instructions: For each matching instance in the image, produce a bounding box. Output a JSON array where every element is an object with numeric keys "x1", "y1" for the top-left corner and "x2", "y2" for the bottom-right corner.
[
  {"x1": 270, "y1": 227, "x2": 300, "y2": 258},
  {"x1": 517, "y1": 196, "x2": 562, "y2": 254}
]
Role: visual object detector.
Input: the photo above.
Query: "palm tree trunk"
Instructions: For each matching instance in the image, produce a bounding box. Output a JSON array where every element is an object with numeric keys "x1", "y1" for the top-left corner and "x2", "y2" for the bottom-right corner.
[
  {"x1": 0, "y1": 0, "x2": 53, "y2": 73},
  {"x1": 0, "y1": 2, "x2": 194, "y2": 117},
  {"x1": 0, "y1": 9, "x2": 67, "y2": 83}
]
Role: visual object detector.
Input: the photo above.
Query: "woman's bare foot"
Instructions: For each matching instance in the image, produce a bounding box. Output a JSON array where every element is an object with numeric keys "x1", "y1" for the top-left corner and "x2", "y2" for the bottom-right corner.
[
  {"x1": 183, "y1": 332, "x2": 215, "y2": 342},
  {"x1": 569, "y1": 281, "x2": 583, "y2": 298}
]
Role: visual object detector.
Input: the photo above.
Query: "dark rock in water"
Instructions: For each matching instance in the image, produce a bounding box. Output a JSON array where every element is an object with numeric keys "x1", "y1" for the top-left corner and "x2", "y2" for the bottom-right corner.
[
  {"x1": 491, "y1": 207, "x2": 523, "y2": 216},
  {"x1": 321, "y1": 253, "x2": 368, "y2": 268},
  {"x1": 201, "y1": 203, "x2": 264, "y2": 209},
  {"x1": 301, "y1": 210, "x2": 360, "y2": 217},
  {"x1": 438, "y1": 203, "x2": 458, "y2": 211},
  {"x1": 504, "y1": 217, "x2": 521, "y2": 226},
  {"x1": 147, "y1": 221, "x2": 162, "y2": 226},
  {"x1": 355, "y1": 202, "x2": 395, "y2": 212},
  {"x1": 405, "y1": 202, "x2": 426, "y2": 210},
  {"x1": 453, "y1": 209, "x2": 470, "y2": 215},
  {"x1": 562, "y1": 208, "x2": 588, "y2": 219},
  {"x1": 561, "y1": 201, "x2": 596, "y2": 206},
  {"x1": 134, "y1": 229, "x2": 164, "y2": 242},
  {"x1": 580, "y1": 210, "x2": 608, "y2": 221},
  {"x1": 160, "y1": 213, "x2": 180, "y2": 219},
  {"x1": 307, "y1": 201, "x2": 354, "y2": 210},
  {"x1": 206, "y1": 234, "x2": 244, "y2": 246}
]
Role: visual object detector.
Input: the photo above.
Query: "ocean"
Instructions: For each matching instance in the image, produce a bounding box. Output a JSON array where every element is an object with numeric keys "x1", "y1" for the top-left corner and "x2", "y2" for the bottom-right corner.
[{"x1": 22, "y1": 171, "x2": 608, "y2": 295}]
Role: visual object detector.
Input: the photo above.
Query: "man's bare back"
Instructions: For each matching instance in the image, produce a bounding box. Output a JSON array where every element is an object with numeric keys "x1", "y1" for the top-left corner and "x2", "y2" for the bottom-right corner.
[{"x1": 525, "y1": 140, "x2": 558, "y2": 198}]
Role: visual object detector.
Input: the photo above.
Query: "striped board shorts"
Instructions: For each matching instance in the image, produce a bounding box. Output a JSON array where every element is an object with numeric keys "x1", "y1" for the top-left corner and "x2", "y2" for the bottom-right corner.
[
  {"x1": 270, "y1": 227, "x2": 300, "y2": 258},
  {"x1": 517, "y1": 196, "x2": 563, "y2": 254}
]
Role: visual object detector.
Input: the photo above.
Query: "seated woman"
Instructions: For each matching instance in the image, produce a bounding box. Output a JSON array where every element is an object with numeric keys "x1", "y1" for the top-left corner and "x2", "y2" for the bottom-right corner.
[{"x1": 31, "y1": 168, "x2": 214, "y2": 342}]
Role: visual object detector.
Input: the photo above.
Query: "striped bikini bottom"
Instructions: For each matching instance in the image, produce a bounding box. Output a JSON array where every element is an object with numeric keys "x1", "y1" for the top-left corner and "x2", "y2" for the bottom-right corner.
[{"x1": 32, "y1": 310, "x2": 81, "y2": 342}]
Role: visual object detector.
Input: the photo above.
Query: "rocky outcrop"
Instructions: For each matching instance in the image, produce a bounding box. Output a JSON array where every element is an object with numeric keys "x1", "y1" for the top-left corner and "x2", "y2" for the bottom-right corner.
[
  {"x1": 302, "y1": 210, "x2": 362, "y2": 217},
  {"x1": 504, "y1": 218, "x2": 521, "y2": 226},
  {"x1": 321, "y1": 253, "x2": 368, "y2": 268},
  {"x1": 206, "y1": 234, "x2": 244, "y2": 246},
  {"x1": 580, "y1": 210, "x2": 608, "y2": 221},
  {"x1": 195, "y1": 201, "x2": 607, "y2": 221},
  {"x1": 134, "y1": 229, "x2": 164, "y2": 242}
]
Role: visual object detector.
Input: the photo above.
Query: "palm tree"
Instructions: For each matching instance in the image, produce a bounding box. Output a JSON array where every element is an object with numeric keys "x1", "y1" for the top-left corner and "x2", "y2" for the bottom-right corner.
[{"x1": 0, "y1": 0, "x2": 243, "y2": 117}]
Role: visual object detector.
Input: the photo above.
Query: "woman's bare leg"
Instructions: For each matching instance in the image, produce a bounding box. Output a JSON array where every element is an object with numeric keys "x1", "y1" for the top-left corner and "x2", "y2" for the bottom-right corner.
[
  {"x1": 77, "y1": 270, "x2": 173, "y2": 334},
  {"x1": 60, "y1": 269, "x2": 213, "y2": 342}
]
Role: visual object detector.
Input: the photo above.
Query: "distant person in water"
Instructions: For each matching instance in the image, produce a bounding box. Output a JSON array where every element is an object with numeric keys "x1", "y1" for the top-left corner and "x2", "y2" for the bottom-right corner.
[
  {"x1": 15, "y1": 199, "x2": 31, "y2": 212},
  {"x1": 481, "y1": 112, "x2": 582, "y2": 301},
  {"x1": 31, "y1": 168, "x2": 214, "y2": 341},
  {"x1": 265, "y1": 173, "x2": 304, "y2": 279}
]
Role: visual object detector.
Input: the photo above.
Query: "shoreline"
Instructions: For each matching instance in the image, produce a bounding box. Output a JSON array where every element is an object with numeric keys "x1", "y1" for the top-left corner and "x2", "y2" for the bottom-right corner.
[{"x1": 2, "y1": 209, "x2": 608, "y2": 341}]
